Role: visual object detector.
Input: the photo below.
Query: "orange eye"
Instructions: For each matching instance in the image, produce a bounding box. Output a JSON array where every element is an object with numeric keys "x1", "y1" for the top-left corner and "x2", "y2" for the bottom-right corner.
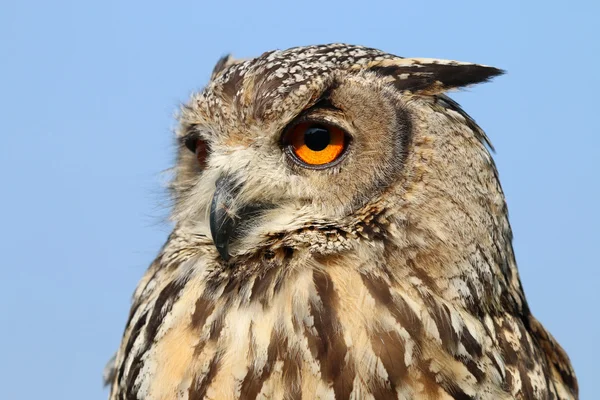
[{"x1": 285, "y1": 122, "x2": 348, "y2": 167}]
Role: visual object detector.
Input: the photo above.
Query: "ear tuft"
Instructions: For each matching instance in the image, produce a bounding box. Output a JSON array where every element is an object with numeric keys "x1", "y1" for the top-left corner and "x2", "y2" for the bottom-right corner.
[
  {"x1": 210, "y1": 54, "x2": 243, "y2": 81},
  {"x1": 363, "y1": 58, "x2": 504, "y2": 95}
]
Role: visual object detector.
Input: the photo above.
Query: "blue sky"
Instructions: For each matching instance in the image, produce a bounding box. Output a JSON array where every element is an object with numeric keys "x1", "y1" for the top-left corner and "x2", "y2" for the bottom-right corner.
[{"x1": 1, "y1": 0, "x2": 598, "y2": 398}]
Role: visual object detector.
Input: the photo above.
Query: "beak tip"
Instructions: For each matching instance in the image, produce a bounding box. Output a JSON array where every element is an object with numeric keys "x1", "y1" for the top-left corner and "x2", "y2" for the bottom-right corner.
[
  {"x1": 216, "y1": 243, "x2": 231, "y2": 262},
  {"x1": 210, "y1": 177, "x2": 236, "y2": 262},
  {"x1": 209, "y1": 211, "x2": 233, "y2": 262}
]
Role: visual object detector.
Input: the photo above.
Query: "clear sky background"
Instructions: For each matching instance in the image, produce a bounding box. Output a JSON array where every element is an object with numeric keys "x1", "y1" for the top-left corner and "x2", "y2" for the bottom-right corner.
[{"x1": 1, "y1": 1, "x2": 598, "y2": 398}]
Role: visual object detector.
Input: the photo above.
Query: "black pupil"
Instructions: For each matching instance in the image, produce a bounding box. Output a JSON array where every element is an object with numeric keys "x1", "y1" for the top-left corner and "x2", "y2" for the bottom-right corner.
[{"x1": 304, "y1": 125, "x2": 330, "y2": 151}]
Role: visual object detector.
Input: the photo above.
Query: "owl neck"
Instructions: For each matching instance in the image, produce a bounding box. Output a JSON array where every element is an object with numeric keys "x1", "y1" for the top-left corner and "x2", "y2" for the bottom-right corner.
[{"x1": 166, "y1": 198, "x2": 527, "y2": 320}]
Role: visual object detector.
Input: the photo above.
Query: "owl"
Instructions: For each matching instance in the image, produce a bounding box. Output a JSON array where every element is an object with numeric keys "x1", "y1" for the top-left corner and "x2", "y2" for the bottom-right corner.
[{"x1": 105, "y1": 44, "x2": 578, "y2": 399}]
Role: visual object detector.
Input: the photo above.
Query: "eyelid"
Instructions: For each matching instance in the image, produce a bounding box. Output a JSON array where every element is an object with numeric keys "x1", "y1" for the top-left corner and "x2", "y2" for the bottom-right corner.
[
  {"x1": 180, "y1": 133, "x2": 199, "y2": 153},
  {"x1": 282, "y1": 115, "x2": 350, "y2": 140},
  {"x1": 180, "y1": 127, "x2": 211, "y2": 153}
]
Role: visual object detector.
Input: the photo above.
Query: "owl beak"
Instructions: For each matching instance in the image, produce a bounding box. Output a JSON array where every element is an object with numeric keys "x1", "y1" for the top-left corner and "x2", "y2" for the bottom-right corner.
[
  {"x1": 210, "y1": 175, "x2": 272, "y2": 261},
  {"x1": 210, "y1": 176, "x2": 238, "y2": 261}
]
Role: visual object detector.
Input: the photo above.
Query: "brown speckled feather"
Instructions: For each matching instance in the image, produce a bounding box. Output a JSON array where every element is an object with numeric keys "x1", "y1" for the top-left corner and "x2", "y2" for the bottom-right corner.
[{"x1": 106, "y1": 44, "x2": 577, "y2": 399}]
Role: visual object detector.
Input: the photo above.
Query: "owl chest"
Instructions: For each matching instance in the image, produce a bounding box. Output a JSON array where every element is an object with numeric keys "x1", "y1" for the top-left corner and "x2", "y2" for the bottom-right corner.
[{"x1": 129, "y1": 264, "x2": 530, "y2": 400}]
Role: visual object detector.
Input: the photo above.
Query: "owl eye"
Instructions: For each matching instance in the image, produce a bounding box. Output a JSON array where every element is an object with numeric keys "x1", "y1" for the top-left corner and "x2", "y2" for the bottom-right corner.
[
  {"x1": 283, "y1": 122, "x2": 349, "y2": 168},
  {"x1": 195, "y1": 138, "x2": 209, "y2": 169},
  {"x1": 184, "y1": 135, "x2": 210, "y2": 169}
]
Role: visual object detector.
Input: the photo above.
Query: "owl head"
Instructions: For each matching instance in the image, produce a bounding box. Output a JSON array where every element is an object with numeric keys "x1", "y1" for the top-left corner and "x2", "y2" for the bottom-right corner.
[{"x1": 170, "y1": 44, "x2": 504, "y2": 264}]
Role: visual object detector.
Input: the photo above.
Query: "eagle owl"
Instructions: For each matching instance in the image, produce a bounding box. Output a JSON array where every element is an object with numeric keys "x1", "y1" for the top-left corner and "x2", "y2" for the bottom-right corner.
[{"x1": 106, "y1": 44, "x2": 578, "y2": 399}]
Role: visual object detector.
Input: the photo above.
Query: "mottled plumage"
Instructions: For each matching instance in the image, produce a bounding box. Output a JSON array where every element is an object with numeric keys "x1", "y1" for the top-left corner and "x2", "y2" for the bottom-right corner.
[{"x1": 106, "y1": 44, "x2": 577, "y2": 399}]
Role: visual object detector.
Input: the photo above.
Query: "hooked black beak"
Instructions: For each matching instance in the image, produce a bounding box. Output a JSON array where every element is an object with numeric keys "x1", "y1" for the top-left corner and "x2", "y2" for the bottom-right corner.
[
  {"x1": 209, "y1": 176, "x2": 239, "y2": 261},
  {"x1": 209, "y1": 176, "x2": 270, "y2": 261}
]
